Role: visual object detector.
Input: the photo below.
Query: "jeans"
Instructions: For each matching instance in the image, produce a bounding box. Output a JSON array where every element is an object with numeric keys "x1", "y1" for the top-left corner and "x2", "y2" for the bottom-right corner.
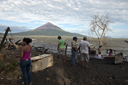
[
  {"x1": 71, "y1": 49, "x2": 77, "y2": 65},
  {"x1": 20, "y1": 60, "x2": 31, "y2": 85}
]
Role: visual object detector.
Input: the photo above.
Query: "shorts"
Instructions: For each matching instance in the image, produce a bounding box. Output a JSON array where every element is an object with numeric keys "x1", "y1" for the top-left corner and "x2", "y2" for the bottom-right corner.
[
  {"x1": 58, "y1": 48, "x2": 65, "y2": 55},
  {"x1": 80, "y1": 53, "x2": 89, "y2": 61}
]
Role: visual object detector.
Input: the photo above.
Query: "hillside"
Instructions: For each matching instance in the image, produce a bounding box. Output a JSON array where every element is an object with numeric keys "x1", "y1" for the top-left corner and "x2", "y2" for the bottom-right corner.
[
  {"x1": 13, "y1": 22, "x2": 84, "y2": 37},
  {"x1": 0, "y1": 33, "x2": 3, "y2": 35}
]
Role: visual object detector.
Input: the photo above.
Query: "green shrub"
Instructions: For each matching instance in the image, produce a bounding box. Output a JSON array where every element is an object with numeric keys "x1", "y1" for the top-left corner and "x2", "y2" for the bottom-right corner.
[{"x1": 0, "y1": 59, "x2": 18, "y2": 74}]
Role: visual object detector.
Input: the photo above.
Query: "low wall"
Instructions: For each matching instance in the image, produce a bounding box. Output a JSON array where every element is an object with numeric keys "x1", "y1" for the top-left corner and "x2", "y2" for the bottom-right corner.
[{"x1": 31, "y1": 54, "x2": 53, "y2": 72}]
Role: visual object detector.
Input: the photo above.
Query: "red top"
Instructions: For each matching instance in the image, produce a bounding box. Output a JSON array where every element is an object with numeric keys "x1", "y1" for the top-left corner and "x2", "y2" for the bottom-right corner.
[
  {"x1": 20, "y1": 46, "x2": 31, "y2": 60},
  {"x1": 109, "y1": 52, "x2": 112, "y2": 57}
]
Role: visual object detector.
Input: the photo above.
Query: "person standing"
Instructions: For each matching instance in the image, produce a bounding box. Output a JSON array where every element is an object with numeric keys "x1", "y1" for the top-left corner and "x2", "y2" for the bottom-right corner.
[
  {"x1": 57, "y1": 36, "x2": 66, "y2": 62},
  {"x1": 71, "y1": 37, "x2": 78, "y2": 65},
  {"x1": 98, "y1": 46, "x2": 102, "y2": 54},
  {"x1": 79, "y1": 37, "x2": 90, "y2": 68},
  {"x1": 17, "y1": 38, "x2": 32, "y2": 85}
]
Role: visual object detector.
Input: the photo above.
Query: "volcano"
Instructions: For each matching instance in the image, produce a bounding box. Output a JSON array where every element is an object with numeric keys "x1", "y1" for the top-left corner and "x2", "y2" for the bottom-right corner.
[
  {"x1": 35, "y1": 22, "x2": 62, "y2": 30},
  {"x1": 13, "y1": 22, "x2": 84, "y2": 36}
]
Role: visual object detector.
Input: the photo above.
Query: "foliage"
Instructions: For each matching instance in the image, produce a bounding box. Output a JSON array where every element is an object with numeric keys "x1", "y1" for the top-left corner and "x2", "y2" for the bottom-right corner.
[{"x1": 0, "y1": 59, "x2": 18, "y2": 74}]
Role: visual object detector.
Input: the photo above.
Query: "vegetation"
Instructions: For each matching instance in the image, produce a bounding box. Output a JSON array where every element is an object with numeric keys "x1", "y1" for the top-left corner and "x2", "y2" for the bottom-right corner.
[
  {"x1": 12, "y1": 29, "x2": 84, "y2": 37},
  {"x1": 0, "y1": 59, "x2": 18, "y2": 75}
]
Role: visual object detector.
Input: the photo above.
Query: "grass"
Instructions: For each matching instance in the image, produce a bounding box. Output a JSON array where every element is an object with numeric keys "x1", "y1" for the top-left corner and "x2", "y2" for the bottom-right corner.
[{"x1": 0, "y1": 59, "x2": 18, "y2": 75}]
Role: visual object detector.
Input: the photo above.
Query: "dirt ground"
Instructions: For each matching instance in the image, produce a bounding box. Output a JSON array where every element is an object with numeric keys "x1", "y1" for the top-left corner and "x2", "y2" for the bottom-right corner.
[
  {"x1": 0, "y1": 36, "x2": 128, "y2": 85},
  {"x1": 6, "y1": 53, "x2": 128, "y2": 85}
]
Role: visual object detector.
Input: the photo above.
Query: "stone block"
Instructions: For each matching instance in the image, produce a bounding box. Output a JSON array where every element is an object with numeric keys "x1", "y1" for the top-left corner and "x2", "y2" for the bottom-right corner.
[{"x1": 31, "y1": 54, "x2": 53, "y2": 72}]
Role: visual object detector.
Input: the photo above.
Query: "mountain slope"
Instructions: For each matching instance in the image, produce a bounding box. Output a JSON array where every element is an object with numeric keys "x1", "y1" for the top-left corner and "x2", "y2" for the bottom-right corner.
[
  {"x1": 0, "y1": 33, "x2": 3, "y2": 35},
  {"x1": 13, "y1": 22, "x2": 84, "y2": 37},
  {"x1": 35, "y1": 22, "x2": 62, "y2": 31}
]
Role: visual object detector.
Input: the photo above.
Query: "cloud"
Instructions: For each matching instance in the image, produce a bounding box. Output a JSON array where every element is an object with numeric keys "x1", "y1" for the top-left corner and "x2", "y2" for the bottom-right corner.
[
  {"x1": 108, "y1": 28, "x2": 128, "y2": 38},
  {"x1": 63, "y1": 27, "x2": 90, "y2": 36},
  {"x1": 0, "y1": 25, "x2": 31, "y2": 33},
  {"x1": 0, "y1": 0, "x2": 127, "y2": 25}
]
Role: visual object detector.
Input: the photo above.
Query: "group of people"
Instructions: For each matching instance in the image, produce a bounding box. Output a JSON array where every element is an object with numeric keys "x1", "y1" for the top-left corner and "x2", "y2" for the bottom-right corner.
[
  {"x1": 57, "y1": 36, "x2": 90, "y2": 68},
  {"x1": 17, "y1": 36, "x2": 91, "y2": 85},
  {"x1": 97, "y1": 46, "x2": 113, "y2": 59}
]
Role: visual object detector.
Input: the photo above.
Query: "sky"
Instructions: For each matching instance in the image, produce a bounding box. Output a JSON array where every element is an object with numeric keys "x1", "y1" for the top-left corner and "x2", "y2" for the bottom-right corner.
[{"x1": 0, "y1": 0, "x2": 128, "y2": 38}]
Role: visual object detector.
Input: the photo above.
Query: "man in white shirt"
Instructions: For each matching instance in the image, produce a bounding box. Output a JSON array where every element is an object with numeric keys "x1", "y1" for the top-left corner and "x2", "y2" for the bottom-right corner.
[{"x1": 79, "y1": 37, "x2": 90, "y2": 68}]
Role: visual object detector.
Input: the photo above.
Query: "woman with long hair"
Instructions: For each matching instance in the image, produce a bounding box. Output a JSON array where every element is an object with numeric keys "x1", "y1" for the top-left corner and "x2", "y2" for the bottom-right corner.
[{"x1": 17, "y1": 38, "x2": 32, "y2": 85}]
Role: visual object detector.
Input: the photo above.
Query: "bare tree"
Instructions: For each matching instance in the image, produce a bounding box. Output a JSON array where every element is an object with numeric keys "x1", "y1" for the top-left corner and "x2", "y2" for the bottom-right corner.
[
  {"x1": 90, "y1": 14, "x2": 112, "y2": 46},
  {"x1": 88, "y1": 31, "x2": 92, "y2": 41},
  {"x1": 102, "y1": 35, "x2": 107, "y2": 45},
  {"x1": 0, "y1": 27, "x2": 10, "y2": 51}
]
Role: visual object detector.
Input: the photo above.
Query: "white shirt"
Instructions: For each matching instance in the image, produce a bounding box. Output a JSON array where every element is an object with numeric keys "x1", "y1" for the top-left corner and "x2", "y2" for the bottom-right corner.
[
  {"x1": 79, "y1": 40, "x2": 90, "y2": 53},
  {"x1": 97, "y1": 54, "x2": 102, "y2": 59}
]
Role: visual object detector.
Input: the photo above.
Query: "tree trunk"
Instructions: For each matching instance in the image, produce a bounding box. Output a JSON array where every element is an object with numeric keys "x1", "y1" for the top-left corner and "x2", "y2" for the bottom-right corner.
[
  {"x1": 98, "y1": 38, "x2": 102, "y2": 46},
  {"x1": 0, "y1": 27, "x2": 10, "y2": 51}
]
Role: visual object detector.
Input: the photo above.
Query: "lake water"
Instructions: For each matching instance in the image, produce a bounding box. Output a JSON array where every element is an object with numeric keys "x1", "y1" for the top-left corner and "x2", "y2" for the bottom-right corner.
[{"x1": 7, "y1": 36, "x2": 128, "y2": 56}]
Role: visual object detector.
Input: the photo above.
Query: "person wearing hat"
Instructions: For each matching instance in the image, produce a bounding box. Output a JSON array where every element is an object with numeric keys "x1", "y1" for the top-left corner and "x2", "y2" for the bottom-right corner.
[
  {"x1": 79, "y1": 37, "x2": 90, "y2": 68},
  {"x1": 71, "y1": 37, "x2": 78, "y2": 65},
  {"x1": 57, "y1": 36, "x2": 66, "y2": 62}
]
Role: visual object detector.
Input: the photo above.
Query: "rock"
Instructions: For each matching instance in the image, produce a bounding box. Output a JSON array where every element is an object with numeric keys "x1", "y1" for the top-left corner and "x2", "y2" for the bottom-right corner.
[
  {"x1": 7, "y1": 78, "x2": 12, "y2": 80},
  {"x1": 93, "y1": 78, "x2": 95, "y2": 80},
  {"x1": 53, "y1": 80, "x2": 55, "y2": 82},
  {"x1": 46, "y1": 77, "x2": 50, "y2": 81},
  {"x1": 125, "y1": 80, "x2": 128, "y2": 83},
  {"x1": 91, "y1": 82, "x2": 95, "y2": 84},
  {"x1": 109, "y1": 77, "x2": 112, "y2": 80},
  {"x1": 1, "y1": 71, "x2": 4, "y2": 74},
  {"x1": 18, "y1": 76, "x2": 22, "y2": 79},
  {"x1": 122, "y1": 68, "x2": 125, "y2": 70},
  {"x1": 22, "y1": 82, "x2": 24, "y2": 84}
]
